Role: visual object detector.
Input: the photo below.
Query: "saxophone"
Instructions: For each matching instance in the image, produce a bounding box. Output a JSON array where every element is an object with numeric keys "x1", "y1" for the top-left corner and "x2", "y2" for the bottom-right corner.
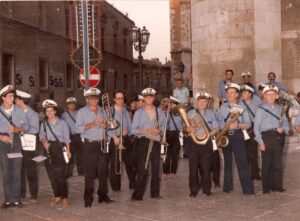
[{"x1": 215, "y1": 112, "x2": 240, "y2": 148}]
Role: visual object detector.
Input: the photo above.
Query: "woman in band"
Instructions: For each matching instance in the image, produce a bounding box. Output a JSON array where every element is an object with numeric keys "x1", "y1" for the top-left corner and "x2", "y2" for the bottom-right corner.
[
  {"x1": 39, "y1": 99, "x2": 71, "y2": 208},
  {"x1": 218, "y1": 83, "x2": 254, "y2": 195},
  {"x1": 254, "y1": 85, "x2": 289, "y2": 193},
  {"x1": 0, "y1": 85, "x2": 28, "y2": 209},
  {"x1": 185, "y1": 91, "x2": 218, "y2": 197},
  {"x1": 163, "y1": 96, "x2": 182, "y2": 178},
  {"x1": 131, "y1": 88, "x2": 165, "y2": 201}
]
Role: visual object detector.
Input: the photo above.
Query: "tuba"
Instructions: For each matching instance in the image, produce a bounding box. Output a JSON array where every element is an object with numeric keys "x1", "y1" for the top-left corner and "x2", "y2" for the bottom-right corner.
[
  {"x1": 101, "y1": 92, "x2": 120, "y2": 130},
  {"x1": 215, "y1": 112, "x2": 240, "y2": 148},
  {"x1": 175, "y1": 104, "x2": 210, "y2": 145}
]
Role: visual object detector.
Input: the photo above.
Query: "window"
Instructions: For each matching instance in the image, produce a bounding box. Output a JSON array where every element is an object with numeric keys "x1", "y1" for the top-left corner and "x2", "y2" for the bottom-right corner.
[
  {"x1": 39, "y1": 59, "x2": 48, "y2": 89},
  {"x1": 1, "y1": 54, "x2": 13, "y2": 85},
  {"x1": 124, "y1": 74, "x2": 127, "y2": 89},
  {"x1": 66, "y1": 63, "x2": 74, "y2": 89},
  {"x1": 123, "y1": 39, "x2": 127, "y2": 57}
]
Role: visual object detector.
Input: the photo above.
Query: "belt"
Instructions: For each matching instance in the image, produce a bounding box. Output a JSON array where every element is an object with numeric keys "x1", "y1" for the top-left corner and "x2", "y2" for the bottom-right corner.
[
  {"x1": 227, "y1": 129, "x2": 242, "y2": 136},
  {"x1": 83, "y1": 139, "x2": 104, "y2": 144}
]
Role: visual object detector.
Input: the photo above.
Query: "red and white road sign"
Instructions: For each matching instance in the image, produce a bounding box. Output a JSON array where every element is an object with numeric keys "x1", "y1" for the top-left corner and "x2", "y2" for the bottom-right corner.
[{"x1": 80, "y1": 66, "x2": 101, "y2": 88}]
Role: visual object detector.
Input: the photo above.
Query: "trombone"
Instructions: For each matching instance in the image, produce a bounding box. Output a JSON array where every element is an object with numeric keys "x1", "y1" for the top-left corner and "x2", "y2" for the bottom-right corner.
[
  {"x1": 115, "y1": 110, "x2": 126, "y2": 175},
  {"x1": 101, "y1": 92, "x2": 120, "y2": 130},
  {"x1": 160, "y1": 98, "x2": 172, "y2": 163}
]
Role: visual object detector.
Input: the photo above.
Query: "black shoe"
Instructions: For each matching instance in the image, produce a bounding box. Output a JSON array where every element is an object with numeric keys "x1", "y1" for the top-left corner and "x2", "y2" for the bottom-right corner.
[
  {"x1": 1, "y1": 203, "x2": 11, "y2": 209},
  {"x1": 102, "y1": 195, "x2": 114, "y2": 203},
  {"x1": 263, "y1": 190, "x2": 270, "y2": 194},
  {"x1": 151, "y1": 195, "x2": 162, "y2": 200},
  {"x1": 130, "y1": 197, "x2": 142, "y2": 202},
  {"x1": 12, "y1": 202, "x2": 23, "y2": 208},
  {"x1": 189, "y1": 193, "x2": 197, "y2": 197},
  {"x1": 205, "y1": 192, "x2": 213, "y2": 196},
  {"x1": 85, "y1": 202, "x2": 92, "y2": 208},
  {"x1": 223, "y1": 190, "x2": 231, "y2": 193},
  {"x1": 272, "y1": 188, "x2": 286, "y2": 193}
]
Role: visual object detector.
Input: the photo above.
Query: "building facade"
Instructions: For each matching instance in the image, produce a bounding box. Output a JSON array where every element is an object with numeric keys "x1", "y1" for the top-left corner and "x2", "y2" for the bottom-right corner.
[
  {"x1": 0, "y1": 1, "x2": 134, "y2": 106},
  {"x1": 170, "y1": 0, "x2": 300, "y2": 102},
  {"x1": 133, "y1": 58, "x2": 172, "y2": 100}
]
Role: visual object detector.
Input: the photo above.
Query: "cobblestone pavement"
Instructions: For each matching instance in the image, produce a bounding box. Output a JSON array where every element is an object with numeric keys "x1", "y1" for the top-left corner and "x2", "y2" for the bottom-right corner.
[{"x1": 1, "y1": 152, "x2": 300, "y2": 221}]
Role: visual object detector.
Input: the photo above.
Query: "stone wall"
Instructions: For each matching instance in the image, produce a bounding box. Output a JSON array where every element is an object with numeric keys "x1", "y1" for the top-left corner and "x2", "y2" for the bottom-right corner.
[{"x1": 191, "y1": 0, "x2": 283, "y2": 102}]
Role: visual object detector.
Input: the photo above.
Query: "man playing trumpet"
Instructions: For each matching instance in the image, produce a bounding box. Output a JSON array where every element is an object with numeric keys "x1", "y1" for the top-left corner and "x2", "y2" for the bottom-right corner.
[{"x1": 184, "y1": 91, "x2": 218, "y2": 197}]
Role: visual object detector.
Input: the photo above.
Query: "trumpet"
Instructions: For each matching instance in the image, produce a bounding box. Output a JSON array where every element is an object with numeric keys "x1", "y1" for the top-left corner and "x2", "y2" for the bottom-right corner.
[
  {"x1": 101, "y1": 92, "x2": 120, "y2": 130},
  {"x1": 115, "y1": 110, "x2": 126, "y2": 175}
]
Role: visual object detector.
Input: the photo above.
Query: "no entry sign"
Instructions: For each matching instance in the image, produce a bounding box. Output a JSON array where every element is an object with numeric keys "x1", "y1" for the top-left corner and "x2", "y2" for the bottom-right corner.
[{"x1": 80, "y1": 66, "x2": 101, "y2": 88}]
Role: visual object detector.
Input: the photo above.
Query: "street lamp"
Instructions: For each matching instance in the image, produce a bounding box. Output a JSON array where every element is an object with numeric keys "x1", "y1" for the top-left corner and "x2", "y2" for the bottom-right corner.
[{"x1": 130, "y1": 26, "x2": 150, "y2": 90}]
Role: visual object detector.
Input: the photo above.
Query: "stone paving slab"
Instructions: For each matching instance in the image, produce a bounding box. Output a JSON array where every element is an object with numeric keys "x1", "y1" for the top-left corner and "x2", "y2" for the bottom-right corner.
[{"x1": 1, "y1": 152, "x2": 300, "y2": 221}]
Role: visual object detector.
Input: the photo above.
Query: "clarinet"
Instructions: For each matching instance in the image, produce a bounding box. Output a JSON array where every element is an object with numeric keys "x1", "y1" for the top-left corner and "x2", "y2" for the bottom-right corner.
[{"x1": 43, "y1": 119, "x2": 51, "y2": 164}]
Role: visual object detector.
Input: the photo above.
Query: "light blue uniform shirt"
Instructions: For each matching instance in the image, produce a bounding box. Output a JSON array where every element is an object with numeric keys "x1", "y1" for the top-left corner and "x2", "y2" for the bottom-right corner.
[
  {"x1": 295, "y1": 113, "x2": 300, "y2": 126},
  {"x1": 173, "y1": 87, "x2": 189, "y2": 104},
  {"x1": 39, "y1": 118, "x2": 70, "y2": 144},
  {"x1": 266, "y1": 81, "x2": 288, "y2": 92},
  {"x1": 76, "y1": 105, "x2": 107, "y2": 141},
  {"x1": 0, "y1": 104, "x2": 29, "y2": 134},
  {"x1": 167, "y1": 114, "x2": 183, "y2": 131},
  {"x1": 61, "y1": 110, "x2": 78, "y2": 135},
  {"x1": 106, "y1": 106, "x2": 132, "y2": 138},
  {"x1": 239, "y1": 95, "x2": 263, "y2": 123},
  {"x1": 218, "y1": 103, "x2": 251, "y2": 130},
  {"x1": 24, "y1": 107, "x2": 39, "y2": 134},
  {"x1": 188, "y1": 108, "x2": 219, "y2": 136},
  {"x1": 254, "y1": 103, "x2": 289, "y2": 145},
  {"x1": 131, "y1": 106, "x2": 165, "y2": 141}
]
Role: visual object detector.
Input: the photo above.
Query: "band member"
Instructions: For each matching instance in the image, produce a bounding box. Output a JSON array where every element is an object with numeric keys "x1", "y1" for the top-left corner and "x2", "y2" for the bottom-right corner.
[
  {"x1": 128, "y1": 98, "x2": 137, "y2": 120},
  {"x1": 266, "y1": 72, "x2": 288, "y2": 92},
  {"x1": 218, "y1": 83, "x2": 254, "y2": 195},
  {"x1": 163, "y1": 96, "x2": 182, "y2": 178},
  {"x1": 136, "y1": 95, "x2": 144, "y2": 109},
  {"x1": 61, "y1": 97, "x2": 84, "y2": 177},
  {"x1": 240, "y1": 71, "x2": 259, "y2": 95},
  {"x1": 211, "y1": 110, "x2": 221, "y2": 188},
  {"x1": 217, "y1": 69, "x2": 234, "y2": 105},
  {"x1": 15, "y1": 90, "x2": 39, "y2": 201},
  {"x1": 131, "y1": 88, "x2": 165, "y2": 201},
  {"x1": 184, "y1": 92, "x2": 218, "y2": 197},
  {"x1": 254, "y1": 85, "x2": 289, "y2": 193},
  {"x1": 173, "y1": 78, "x2": 190, "y2": 104},
  {"x1": 39, "y1": 99, "x2": 71, "y2": 208},
  {"x1": 239, "y1": 85, "x2": 263, "y2": 180},
  {"x1": 0, "y1": 85, "x2": 28, "y2": 209},
  {"x1": 76, "y1": 88, "x2": 113, "y2": 207},
  {"x1": 107, "y1": 91, "x2": 135, "y2": 190}
]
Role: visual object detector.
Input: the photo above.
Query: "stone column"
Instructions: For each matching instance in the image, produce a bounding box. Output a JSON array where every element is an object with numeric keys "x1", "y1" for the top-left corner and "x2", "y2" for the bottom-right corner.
[{"x1": 191, "y1": 0, "x2": 282, "y2": 101}]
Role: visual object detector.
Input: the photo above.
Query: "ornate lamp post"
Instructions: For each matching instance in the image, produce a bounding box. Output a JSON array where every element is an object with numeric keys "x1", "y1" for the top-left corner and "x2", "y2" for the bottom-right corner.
[{"x1": 130, "y1": 26, "x2": 150, "y2": 90}]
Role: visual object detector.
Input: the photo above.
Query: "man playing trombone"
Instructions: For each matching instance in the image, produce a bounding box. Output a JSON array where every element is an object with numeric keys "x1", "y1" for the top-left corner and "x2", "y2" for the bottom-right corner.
[
  {"x1": 75, "y1": 88, "x2": 114, "y2": 207},
  {"x1": 184, "y1": 91, "x2": 218, "y2": 197},
  {"x1": 131, "y1": 88, "x2": 165, "y2": 201},
  {"x1": 107, "y1": 91, "x2": 135, "y2": 191}
]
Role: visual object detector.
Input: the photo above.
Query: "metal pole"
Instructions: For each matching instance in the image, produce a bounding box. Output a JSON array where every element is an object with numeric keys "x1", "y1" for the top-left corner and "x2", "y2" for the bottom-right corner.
[
  {"x1": 82, "y1": 0, "x2": 90, "y2": 90},
  {"x1": 138, "y1": 28, "x2": 143, "y2": 90}
]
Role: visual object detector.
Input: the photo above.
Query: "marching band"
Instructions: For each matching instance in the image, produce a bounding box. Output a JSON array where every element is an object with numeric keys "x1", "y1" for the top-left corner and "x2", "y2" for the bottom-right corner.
[{"x1": 0, "y1": 71, "x2": 299, "y2": 209}]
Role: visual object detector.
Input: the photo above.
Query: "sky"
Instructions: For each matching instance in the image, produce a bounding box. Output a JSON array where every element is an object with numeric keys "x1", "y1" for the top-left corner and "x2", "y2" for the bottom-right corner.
[{"x1": 107, "y1": 0, "x2": 170, "y2": 63}]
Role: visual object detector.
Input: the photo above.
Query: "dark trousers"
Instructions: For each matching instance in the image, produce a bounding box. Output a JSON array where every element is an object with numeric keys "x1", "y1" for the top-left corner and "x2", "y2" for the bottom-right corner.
[
  {"x1": 245, "y1": 131, "x2": 260, "y2": 179},
  {"x1": 109, "y1": 136, "x2": 136, "y2": 191},
  {"x1": 187, "y1": 137, "x2": 212, "y2": 195},
  {"x1": 83, "y1": 141, "x2": 108, "y2": 205},
  {"x1": 211, "y1": 149, "x2": 220, "y2": 186},
  {"x1": 0, "y1": 134, "x2": 22, "y2": 203},
  {"x1": 21, "y1": 150, "x2": 38, "y2": 199},
  {"x1": 222, "y1": 130, "x2": 254, "y2": 194},
  {"x1": 67, "y1": 134, "x2": 84, "y2": 177},
  {"x1": 44, "y1": 141, "x2": 68, "y2": 199},
  {"x1": 261, "y1": 131, "x2": 285, "y2": 192},
  {"x1": 132, "y1": 137, "x2": 160, "y2": 200},
  {"x1": 163, "y1": 131, "x2": 180, "y2": 174}
]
